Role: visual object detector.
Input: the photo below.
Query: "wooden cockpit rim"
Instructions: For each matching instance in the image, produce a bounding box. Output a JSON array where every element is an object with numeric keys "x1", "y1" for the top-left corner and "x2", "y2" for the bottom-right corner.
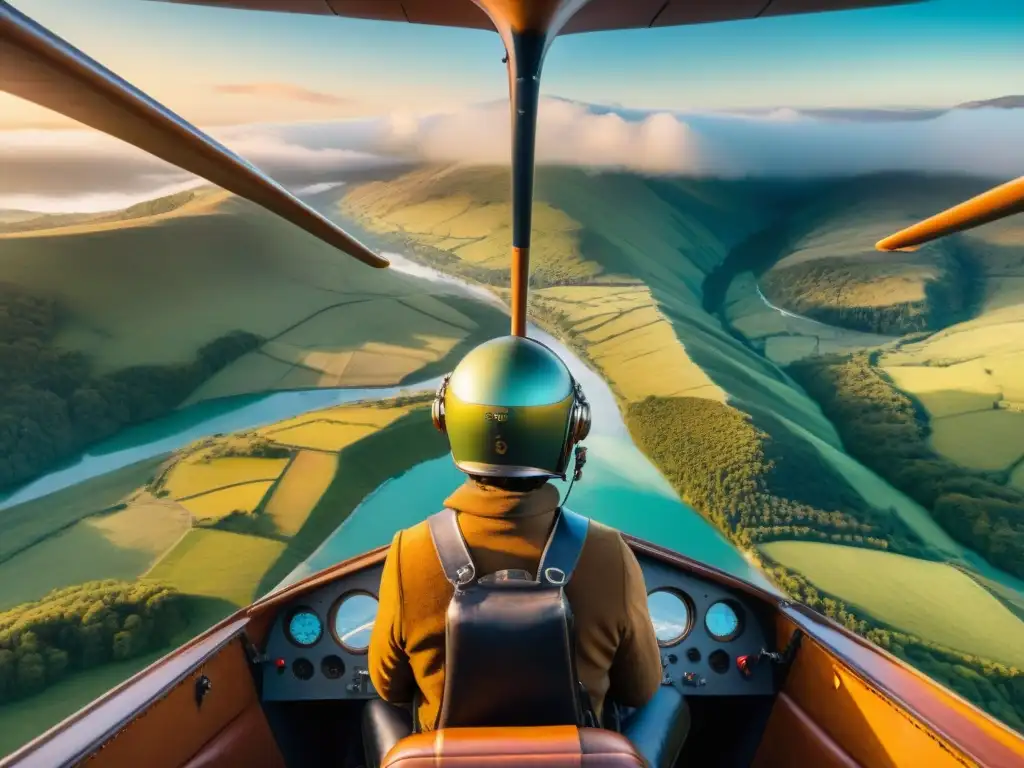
[{"x1": 1, "y1": 535, "x2": 1021, "y2": 768}]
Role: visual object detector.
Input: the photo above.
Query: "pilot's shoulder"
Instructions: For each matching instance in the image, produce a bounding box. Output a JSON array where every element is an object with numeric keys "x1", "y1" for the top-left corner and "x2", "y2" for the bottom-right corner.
[
  {"x1": 395, "y1": 519, "x2": 433, "y2": 554},
  {"x1": 579, "y1": 517, "x2": 630, "y2": 561}
]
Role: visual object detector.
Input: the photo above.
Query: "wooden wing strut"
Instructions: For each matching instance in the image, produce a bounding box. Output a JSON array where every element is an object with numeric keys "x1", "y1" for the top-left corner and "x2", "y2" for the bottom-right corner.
[{"x1": 0, "y1": 0, "x2": 388, "y2": 269}]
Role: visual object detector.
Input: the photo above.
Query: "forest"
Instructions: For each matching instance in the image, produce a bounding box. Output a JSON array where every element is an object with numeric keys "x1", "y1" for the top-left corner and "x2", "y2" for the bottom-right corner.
[
  {"x1": 0, "y1": 580, "x2": 188, "y2": 704},
  {"x1": 0, "y1": 282, "x2": 262, "y2": 492},
  {"x1": 624, "y1": 395, "x2": 933, "y2": 557},
  {"x1": 788, "y1": 353, "x2": 1024, "y2": 579},
  {"x1": 762, "y1": 558, "x2": 1024, "y2": 730},
  {"x1": 624, "y1": 394, "x2": 1023, "y2": 729}
]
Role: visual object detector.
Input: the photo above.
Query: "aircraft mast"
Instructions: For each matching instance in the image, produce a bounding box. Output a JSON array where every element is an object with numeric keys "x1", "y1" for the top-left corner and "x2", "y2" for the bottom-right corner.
[{"x1": 473, "y1": 0, "x2": 592, "y2": 337}]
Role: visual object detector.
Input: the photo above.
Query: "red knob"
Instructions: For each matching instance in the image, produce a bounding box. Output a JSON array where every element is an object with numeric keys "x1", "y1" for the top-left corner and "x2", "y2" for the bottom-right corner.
[{"x1": 736, "y1": 655, "x2": 753, "y2": 678}]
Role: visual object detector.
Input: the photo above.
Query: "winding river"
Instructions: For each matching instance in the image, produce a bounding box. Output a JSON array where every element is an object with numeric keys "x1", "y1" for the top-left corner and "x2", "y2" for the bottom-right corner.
[{"x1": 0, "y1": 249, "x2": 770, "y2": 590}]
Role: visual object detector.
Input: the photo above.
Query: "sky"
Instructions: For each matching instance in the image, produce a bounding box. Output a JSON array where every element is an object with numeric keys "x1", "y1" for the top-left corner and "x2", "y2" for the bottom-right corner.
[{"x1": 3, "y1": 0, "x2": 1023, "y2": 129}]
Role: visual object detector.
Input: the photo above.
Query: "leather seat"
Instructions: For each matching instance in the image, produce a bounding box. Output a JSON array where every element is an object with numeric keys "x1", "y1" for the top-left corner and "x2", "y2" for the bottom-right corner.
[
  {"x1": 362, "y1": 699, "x2": 414, "y2": 768},
  {"x1": 621, "y1": 686, "x2": 690, "y2": 768},
  {"x1": 380, "y1": 725, "x2": 646, "y2": 767},
  {"x1": 364, "y1": 687, "x2": 691, "y2": 768}
]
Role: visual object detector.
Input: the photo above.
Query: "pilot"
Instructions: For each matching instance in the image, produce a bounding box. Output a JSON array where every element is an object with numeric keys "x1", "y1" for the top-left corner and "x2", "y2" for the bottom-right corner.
[{"x1": 369, "y1": 334, "x2": 662, "y2": 733}]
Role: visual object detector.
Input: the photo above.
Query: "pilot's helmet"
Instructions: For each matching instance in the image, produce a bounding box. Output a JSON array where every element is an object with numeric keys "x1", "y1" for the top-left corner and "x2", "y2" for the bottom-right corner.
[{"x1": 432, "y1": 335, "x2": 590, "y2": 479}]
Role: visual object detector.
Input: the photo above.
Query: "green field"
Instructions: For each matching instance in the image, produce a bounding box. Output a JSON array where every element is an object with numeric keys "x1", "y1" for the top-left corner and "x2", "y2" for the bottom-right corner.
[
  {"x1": 0, "y1": 189, "x2": 504, "y2": 380},
  {"x1": 0, "y1": 498, "x2": 190, "y2": 611},
  {"x1": 761, "y1": 541, "x2": 1024, "y2": 667},
  {"x1": 0, "y1": 456, "x2": 169, "y2": 563}
]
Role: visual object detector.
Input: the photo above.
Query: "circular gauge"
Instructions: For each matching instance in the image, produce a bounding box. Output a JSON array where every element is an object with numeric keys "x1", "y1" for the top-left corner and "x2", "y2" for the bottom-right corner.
[
  {"x1": 647, "y1": 589, "x2": 692, "y2": 646},
  {"x1": 708, "y1": 650, "x2": 730, "y2": 675},
  {"x1": 286, "y1": 608, "x2": 323, "y2": 647},
  {"x1": 292, "y1": 658, "x2": 314, "y2": 680},
  {"x1": 321, "y1": 655, "x2": 345, "y2": 680},
  {"x1": 705, "y1": 601, "x2": 743, "y2": 642},
  {"x1": 331, "y1": 592, "x2": 379, "y2": 653}
]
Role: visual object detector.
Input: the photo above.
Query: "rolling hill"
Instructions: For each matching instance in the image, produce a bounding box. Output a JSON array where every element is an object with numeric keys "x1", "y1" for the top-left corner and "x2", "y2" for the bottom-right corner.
[
  {"x1": 0, "y1": 185, "x2": 506, "y2": 492},
  {"x1": 339, "y1": 163, "x2": 1024, "y2": 729}
]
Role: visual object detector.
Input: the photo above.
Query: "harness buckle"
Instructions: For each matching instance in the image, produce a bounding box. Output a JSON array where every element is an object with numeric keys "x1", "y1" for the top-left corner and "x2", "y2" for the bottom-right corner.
[
  {"x1": 544, "y1": 567, "x2": 567, "y2": 586},
  {"x1": 455, "y1": 564, "x2": 476, "y2": 586}
]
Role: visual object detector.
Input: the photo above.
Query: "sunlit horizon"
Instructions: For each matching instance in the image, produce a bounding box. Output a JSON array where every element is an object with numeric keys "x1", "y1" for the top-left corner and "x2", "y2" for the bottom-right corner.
[{"x1": 3, "y1": 0, "x2": 1022, "y2": 129}]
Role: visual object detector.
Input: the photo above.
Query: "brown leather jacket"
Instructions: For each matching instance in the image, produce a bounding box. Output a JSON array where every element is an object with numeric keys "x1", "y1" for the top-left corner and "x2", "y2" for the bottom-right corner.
[{"x1": 368, "y1": 478, "x2": 662, "y2": 731}]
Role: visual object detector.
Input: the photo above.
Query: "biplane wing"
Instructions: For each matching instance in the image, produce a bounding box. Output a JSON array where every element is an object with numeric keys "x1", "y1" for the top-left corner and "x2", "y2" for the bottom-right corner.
[
  {"x1": 877, "y1": 176, "x2": 1024, "y2": 251},
  {"x1": 0, "y1": 1, "x2": 388, "y2": 269},
  {"x1": 146, "y1": 0, "x2": 924, "y2": 34}
]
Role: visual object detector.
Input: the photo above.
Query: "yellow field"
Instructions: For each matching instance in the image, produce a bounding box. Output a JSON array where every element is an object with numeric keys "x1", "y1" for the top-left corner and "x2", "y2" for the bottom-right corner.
[
  {"x1": 929, "y1": 410, "x2": 1024, "y2": 471},
  {"x1": 532, "y1": 285, "x2": 725, "y2": 403},
  {"x1": 263, "y1": 451, "x2": 339, "y2": 537},
  {"x1": 178, "y1": 481, "x2": 276, "y2": 521},
  {"x1": 146, "y1": 528, "x2": 286, "y2": 608},
  {"x1": 0, "y1": 498, "x2": 191, "y2": 611},
  {"x1": 266, "y1": 421, "x2": 379, "y2": 452},
  {"x1": 762, "y1": 541, "x2": 1024, "y2": 667},
  {"x1": 161, "y1": 457, "x2": 289, "y2": 500},
  {"x1": 261, "y1": 403, "x2": 412, "y2": 452},
  {"x1": 883, "y1": 362, "x2": 1002, "y2": 419}
]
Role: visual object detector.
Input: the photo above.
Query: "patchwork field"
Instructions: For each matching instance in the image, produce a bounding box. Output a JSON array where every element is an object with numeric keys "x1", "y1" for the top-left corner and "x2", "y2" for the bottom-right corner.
[
  {"x1": 724, "y1": 271, "x2": 895, "y2": 364},
  {"x1": 0, "y1": 186, "x2": 506, "y2": 388},
  {"x1": 161, "y1": 456, "x2": 290, "y2": 499},
  {"x1": 0, "y1": 394, "x2": 447, "y2": 755},
  {"x1": 262, "y1": 451, "x2": 339, "y2": 537},
  {"x1": 0, "y1": 399, "x2": 441, "y2": 611},
  {"x1": 145, "y1": 528, "x2": 287, "y2": 608},
  {"x1": 0, "y1": 497, "x2": 190, "y2": 611},
  {"x1": 0, "y1": 455, "x2": 168, "y2": 563},
  {"x1": 761, "y1": 541, "x2": 1024, "y2": 667}
]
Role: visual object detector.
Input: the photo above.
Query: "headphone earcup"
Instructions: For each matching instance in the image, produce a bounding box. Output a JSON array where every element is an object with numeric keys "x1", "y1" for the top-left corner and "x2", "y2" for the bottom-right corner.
[
  {"x1": 575, "y1": 398, "x2": 591, "y2": 442},
  {"x1": 432, "y1": 376, "x2": 449, "y2": 433}
]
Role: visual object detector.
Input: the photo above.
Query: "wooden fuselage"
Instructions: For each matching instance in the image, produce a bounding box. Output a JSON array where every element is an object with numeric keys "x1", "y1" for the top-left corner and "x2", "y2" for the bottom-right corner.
[{"x1": 1, "y1": 536, "x2": 1021, "y2": 768}]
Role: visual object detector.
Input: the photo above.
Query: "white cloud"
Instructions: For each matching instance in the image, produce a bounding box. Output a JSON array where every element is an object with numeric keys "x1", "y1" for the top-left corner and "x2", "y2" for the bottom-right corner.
[
  {"x1": 373, "y1": 98, "x2": 1024, "y2": 178},
  {"x1": 0, "y1": 178, "x2": 206, "y2": 214},
  {"x1": 2, "y1": 98, "x2": 1023, "y2": 212}
]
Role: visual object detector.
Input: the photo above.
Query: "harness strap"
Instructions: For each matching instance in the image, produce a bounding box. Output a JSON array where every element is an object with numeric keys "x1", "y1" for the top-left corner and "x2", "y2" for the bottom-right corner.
[
  {"x1": 537, "y1": 507, "x2": 589, "y2": 586},
  {"x1": 427, "y1": 508, "x2": 476, "y2": 588}
]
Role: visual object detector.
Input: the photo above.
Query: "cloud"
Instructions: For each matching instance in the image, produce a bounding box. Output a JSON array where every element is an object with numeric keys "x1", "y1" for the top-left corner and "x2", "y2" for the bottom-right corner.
[
  {"x1": 373, "y1": 97, "x2": 1024, "y2": 178},
  {"x1": 212, "y1": 82, "x2": 354, "y2": 106},
  {"x1": 2, "y1": 97, "x2": 1023, "y2": 212}
]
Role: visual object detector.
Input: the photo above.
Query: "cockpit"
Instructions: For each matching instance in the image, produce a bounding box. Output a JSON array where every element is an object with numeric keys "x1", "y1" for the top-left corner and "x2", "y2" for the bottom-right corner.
[{"x1": 257, "y1": 547, "x2": 780, "y2": 767}]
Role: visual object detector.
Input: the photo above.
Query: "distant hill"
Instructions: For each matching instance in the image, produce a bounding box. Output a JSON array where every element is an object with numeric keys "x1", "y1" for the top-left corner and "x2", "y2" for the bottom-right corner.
[
  {"x1": 957, "y1": 95, "x2": 1024, "y2": 110},
  {"x1": 555, "y1": 94, "x2": 1024, "y2": 123},
  {"x1": 0, "y1": 187, "x2": 218, "y2": 235}
]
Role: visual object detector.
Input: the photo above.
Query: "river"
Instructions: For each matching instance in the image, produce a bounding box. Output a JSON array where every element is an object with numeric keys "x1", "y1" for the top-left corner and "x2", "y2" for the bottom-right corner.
[{"x1": 0, "y1": 247, "x2": 770, "y2": 590}]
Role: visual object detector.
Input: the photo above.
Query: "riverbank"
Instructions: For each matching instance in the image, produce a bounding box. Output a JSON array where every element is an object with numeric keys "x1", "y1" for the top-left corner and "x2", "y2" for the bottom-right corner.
[{"x1": 336, "y1": 165, "x2": 1024, "y2": 732}]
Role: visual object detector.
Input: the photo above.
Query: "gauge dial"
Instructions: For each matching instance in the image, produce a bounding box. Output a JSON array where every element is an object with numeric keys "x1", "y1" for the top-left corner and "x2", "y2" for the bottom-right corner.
[
  {"x1": 705, "y1": 601, "x2": 742, "y2": 642},
  {"x1": 287, "y1": 609, "x2": 323, "y2": 647}
]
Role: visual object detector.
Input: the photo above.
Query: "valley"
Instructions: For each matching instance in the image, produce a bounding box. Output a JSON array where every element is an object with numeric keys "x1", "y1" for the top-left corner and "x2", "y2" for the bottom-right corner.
[
  {"x1": 339, "y1": 164, "x2": 1024, "y2": 729},
  {"x1": 2, "y1": 164, "x2": 1023, "y2": 749}
]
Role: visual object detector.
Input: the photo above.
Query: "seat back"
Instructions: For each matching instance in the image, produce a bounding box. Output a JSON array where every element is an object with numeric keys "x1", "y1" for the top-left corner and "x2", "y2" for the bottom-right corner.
[
  {"x1": 381, "y1": 725, "x2": 647, "y2": 767},
  {"x1": 428, "y1": 506, "x2": 592, "y2": 730}
]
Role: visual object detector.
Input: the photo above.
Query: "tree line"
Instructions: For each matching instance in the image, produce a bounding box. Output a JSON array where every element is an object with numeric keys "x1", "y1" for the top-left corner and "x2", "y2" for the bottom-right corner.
[
  {"x1": 624, "y1": 395, "x2": 932, "y2": 556},
  {"x1": 0, "y1": 580, "x2": 188, "y2": 704},
  {"x1": 763, "y1": 558, "x2": 1024, "y2": 731},
  {"x1": 623, "y1": 393, "x2": 1022, "y2": 730},
  {"x1": 788, "y1": 353, "x2": 1024, "y2": 579},
  {"x1": 0, "y1": 282, "x2": 262, "y2": 492}
]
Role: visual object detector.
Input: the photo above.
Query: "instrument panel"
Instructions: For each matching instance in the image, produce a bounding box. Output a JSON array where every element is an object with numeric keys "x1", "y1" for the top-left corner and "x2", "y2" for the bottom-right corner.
[
  {"x1": 261, "y1": 565, "x2": 384, "y2": 701},
  {"x1": 260, "y1": 552, "x2": 774, "y2": 702}
]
